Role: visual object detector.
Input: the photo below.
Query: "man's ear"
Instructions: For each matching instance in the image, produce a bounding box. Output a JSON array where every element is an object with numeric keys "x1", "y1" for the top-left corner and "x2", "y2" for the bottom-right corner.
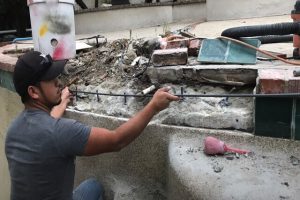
[{"x1": 28, "y1": 86, "x2": 40, "y2": 100}]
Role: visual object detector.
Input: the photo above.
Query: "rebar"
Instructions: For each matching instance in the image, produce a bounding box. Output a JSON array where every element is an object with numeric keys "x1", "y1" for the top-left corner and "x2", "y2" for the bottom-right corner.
[{"x1": 69, "y1": 89, "x2": 300, "y2": 98}]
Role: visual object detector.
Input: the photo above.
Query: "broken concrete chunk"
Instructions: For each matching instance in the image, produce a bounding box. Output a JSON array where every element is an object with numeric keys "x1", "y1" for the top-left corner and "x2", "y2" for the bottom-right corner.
[{"x1": 152, "y1": 48, "x2": 188, "y2": 67}]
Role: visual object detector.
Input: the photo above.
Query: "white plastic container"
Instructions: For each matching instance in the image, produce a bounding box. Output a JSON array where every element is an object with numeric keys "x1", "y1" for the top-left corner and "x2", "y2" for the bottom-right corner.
[{"x1": 27, "y1": 0, "x2": 76, "y2": 60}]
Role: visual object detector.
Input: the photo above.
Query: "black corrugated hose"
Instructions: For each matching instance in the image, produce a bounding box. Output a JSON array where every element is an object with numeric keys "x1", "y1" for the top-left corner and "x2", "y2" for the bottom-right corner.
[
  {"x1": 222, "y1": 22, "x2": 300, "y2": 38},
  {"x1": 221, "y1": 22, "x2": 299, "y2": 44}
]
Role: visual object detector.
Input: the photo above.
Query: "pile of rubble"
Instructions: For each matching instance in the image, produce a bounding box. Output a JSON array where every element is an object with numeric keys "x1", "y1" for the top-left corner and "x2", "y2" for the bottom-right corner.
[
  {"x1": 65, "y1": 39, "x2": 148, "y2": 87},
  {"x1": 62, "y1": 35, "x2": 254, "y2": 132}
]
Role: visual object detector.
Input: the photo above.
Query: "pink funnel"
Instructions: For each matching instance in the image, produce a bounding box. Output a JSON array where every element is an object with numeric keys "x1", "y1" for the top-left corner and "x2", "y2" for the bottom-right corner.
[{"x1": 204, "y1": 136, "x2": 249, "y2": 155}]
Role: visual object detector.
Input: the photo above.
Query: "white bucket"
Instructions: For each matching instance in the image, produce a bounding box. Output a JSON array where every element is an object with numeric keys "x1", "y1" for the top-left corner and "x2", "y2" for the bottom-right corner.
[{"x1": 27, "y1": 0, "x2": 76, "y2": 60}]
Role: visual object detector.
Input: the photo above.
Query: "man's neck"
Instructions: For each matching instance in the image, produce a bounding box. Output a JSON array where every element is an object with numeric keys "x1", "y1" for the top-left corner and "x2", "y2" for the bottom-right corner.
[{"x1": 25, "y1": 100, "x2": 51, "y2": 114}]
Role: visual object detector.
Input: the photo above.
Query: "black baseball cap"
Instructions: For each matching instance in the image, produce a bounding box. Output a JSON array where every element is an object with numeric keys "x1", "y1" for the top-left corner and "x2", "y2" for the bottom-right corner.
[{"x1": 13, "y1": 51, "x2": 67, "y2": 98}]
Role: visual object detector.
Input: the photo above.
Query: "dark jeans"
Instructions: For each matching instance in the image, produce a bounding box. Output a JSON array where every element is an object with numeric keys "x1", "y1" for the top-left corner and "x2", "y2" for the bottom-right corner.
[{"x1": 73, "y1": 178, "x2": 104, "y2": 200}]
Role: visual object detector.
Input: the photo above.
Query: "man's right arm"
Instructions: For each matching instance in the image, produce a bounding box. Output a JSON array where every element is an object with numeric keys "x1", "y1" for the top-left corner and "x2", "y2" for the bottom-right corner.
[{"x1": 83, "y1": 87, "x2": 179, "y2": 156}]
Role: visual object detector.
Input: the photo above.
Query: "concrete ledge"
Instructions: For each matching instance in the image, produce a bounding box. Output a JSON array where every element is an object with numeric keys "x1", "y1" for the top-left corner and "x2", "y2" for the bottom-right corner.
[{"x1": 66, "y1": 109, "x2": 300, "y2": 200}]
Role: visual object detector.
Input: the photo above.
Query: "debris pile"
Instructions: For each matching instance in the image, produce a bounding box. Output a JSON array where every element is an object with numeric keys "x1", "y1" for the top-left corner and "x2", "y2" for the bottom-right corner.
[{"x1": 61, "y1": 35, "x2": 254, "y2": 131}]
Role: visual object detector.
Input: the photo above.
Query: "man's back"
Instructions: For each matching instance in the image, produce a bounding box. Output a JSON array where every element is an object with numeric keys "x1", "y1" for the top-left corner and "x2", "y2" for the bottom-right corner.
[{"x1": 5, "y1": 109, "x2": 90, "y2": 200}]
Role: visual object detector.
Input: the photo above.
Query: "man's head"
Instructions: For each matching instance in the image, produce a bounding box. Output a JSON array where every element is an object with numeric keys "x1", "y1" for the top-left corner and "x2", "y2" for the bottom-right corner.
[{"x1": 13, "y1": 51, "x2": 67, "y2": 107}]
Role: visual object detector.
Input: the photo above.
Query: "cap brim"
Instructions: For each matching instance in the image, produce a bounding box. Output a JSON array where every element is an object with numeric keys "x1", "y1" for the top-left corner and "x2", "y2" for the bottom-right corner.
[{"x1": 40, "y1": 60, "x2": 67, "y2": 81}]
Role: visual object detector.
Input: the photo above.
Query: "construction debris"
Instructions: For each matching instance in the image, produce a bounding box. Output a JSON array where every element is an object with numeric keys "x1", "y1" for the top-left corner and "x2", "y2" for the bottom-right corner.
[{"x1": 58, "y1": 36, "x2": 254, "y2": 131}]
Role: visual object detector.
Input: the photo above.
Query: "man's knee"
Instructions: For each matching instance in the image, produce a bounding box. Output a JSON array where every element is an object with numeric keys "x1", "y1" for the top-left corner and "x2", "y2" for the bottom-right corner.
[
  {"x1": 85, "y1": 178, "x2": 103, "y2": 193},
  {"x1": 73, "y1": 178, "x2": 104, "y2": 200}
]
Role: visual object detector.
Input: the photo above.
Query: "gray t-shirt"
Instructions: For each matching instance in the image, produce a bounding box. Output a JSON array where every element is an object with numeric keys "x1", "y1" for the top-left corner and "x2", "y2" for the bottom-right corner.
[{"x1": 5, "y1": 109, "x2": 91, "y2": 200}]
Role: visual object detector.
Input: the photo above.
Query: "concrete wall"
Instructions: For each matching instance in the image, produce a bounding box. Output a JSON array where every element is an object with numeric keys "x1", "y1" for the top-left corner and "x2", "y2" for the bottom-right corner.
[
  {"x1": 206, "y1": 0, "x2": 294, "y2": 21},
  {"x1": 75, "y1": 2, "x2": 206, "y2": 34},
  {"x1": 75, "y1": 6, "x2": 173, "y2": 34},
  {"x1": 173, "y1": 2, "x2": 206, "y2": 22},
  {"x1": 0, "y1": 87, "x2": 23, "y2": 200}
]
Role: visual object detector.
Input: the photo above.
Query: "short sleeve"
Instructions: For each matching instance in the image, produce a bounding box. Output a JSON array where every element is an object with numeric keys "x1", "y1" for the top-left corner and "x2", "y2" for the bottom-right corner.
[{"x1": 52, "y1": 118, "x2": 91, "y2": 156}]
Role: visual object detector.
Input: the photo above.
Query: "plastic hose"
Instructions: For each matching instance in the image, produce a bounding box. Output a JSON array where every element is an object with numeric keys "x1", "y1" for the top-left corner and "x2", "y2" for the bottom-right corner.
[{"x1": 221, "y1": 22, "x2": 300, "y2": 39}]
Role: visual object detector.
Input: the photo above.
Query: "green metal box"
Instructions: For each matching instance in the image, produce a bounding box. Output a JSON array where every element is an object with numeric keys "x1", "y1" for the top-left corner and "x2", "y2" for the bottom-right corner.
[{"x1": 255, "y1": 97, "x2": 300, "y2": 140}]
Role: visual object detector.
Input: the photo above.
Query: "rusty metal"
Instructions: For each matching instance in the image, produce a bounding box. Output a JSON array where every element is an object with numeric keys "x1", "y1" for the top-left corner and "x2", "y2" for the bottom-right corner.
[
  {"x1": 124, "y1": 92, "x2": 127, "y2": 105},
  {"x1": 96, "y1": 90, "x2": 100, "y2": 102}
]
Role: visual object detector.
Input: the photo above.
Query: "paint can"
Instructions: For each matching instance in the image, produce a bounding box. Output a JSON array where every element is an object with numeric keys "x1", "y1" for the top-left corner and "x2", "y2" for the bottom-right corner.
[{"x1": 27, "y1": 0, "x2": 76, "y2": 60}]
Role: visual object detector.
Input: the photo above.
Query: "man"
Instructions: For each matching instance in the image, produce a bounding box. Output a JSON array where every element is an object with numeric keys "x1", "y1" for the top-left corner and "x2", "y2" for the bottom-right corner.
[{"x1": 5, "y1": 51, "x2": 179, "y2": 200}]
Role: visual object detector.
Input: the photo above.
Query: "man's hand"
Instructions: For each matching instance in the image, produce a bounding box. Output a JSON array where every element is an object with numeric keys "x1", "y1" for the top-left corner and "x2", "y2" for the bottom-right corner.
[
  {"x1": 51, "y1": 87, "x2": 73, "y2": 118},
  {"x1": 149, "y1": 87, "x2": 180, "y2": 113},
  {"x1": 60, "y1": 87, "x2": 73, "y2": 106}
]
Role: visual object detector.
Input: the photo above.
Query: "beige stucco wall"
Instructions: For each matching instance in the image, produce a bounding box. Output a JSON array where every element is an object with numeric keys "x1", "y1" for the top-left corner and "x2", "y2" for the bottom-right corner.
[
  {"x1": 0, "y1": 87, "x2": 23, "y2": 199},
  {"x1": 206, "y1": 0, "x2": 294, "y2": 21}
]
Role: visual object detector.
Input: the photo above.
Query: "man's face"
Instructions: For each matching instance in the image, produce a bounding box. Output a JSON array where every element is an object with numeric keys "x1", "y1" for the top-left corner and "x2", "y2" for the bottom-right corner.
[{"x1": 37, "y1": 77, "x2": 63, "y2": 109}]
